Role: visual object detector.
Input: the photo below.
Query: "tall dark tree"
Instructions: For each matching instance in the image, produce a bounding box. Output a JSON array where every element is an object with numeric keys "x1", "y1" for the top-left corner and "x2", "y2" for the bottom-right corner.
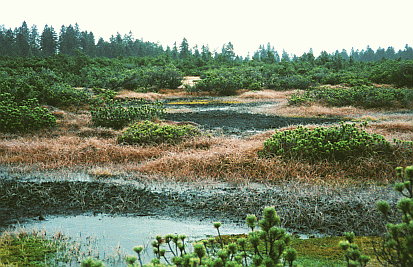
[
  {"x1": 40, "y1": 24, "x2": 58, "y2": 56},
  {"x1": 96, "y1": 37, "x2": 110, "y2": 57},
  {"x1": 340, "y1": 49, "x2": 349, "y2": 61},
  {"x1": 401, "y1": 44, "x2": 413, "y2": 60},
  {"x1": 221, "y1": 42, "x2": 235, "y2": 61},
  {"x1": 316, "y1": 50, "x2": 330, "y2": 65},
  {"x1": 179, "y1": 37, "x2": 190, "y2": 59},
  {"x1": 59, "y1": 24, "x2": 80, "y2": 56},
  {"x1": 79, "y1": 31, "x2": 96, "y2": 56},
  {"x1": 201, "y1": 44, "x2": 212, "y2": 62},
  {"x1": 375, "y1": 47, "x2": 386, "y2": 61},
  {"x1": 0, "y1": 26, "x2": 14, "y2": 56},
  {"x1": 281, "y1": 49, "x2": 290, "y2": 62},
  {"x1": 15, "y1": 21, "x2": 30, "y2": 57},
  {"x1": 385, "y1": 46, "x2": 396, "y2": 60},
  {"x1": 29, "y1": 25, "x2": 41, "y2": 57},
  {"x1": 193, "y1": 44, "x2": 200, "y2": 58}
]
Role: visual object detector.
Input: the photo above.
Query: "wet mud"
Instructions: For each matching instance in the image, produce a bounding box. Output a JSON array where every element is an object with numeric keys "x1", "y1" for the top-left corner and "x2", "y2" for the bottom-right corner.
[
  {"x1": 165, "y1": 100, "x2": 340, "y2": 136},
  {"x1": 0, "y1": 176, "x2": 401, "y2": 237}
]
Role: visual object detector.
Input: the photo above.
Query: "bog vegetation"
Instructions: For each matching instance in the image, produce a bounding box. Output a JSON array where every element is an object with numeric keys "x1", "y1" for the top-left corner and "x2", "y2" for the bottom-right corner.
[{"x1": 1, "y1": 21, "x2": 413, "y2": 267}]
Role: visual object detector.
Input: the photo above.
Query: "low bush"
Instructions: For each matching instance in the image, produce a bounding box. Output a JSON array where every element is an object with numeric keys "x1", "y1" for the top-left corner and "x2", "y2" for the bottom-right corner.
[
  {"x1": 288, "y1": 85, "x2": 413, "y2": 109},
  {"x1": 266, "y1": 74, "x2": 313, "y2": 90},
  {"x1": 262, "y1": 122, "x2": 392, "y2": 161},
  {"x1": 0, "y1": 93, "x2": 56, "y2": 132},
  {"x1": 139, "y1": 65, "x2": 183, "y2": 90},
  {"x1": 117, "y1": 120, "x2": 200, "y2": 145},
  {"x1": 91, "y1": 99, "x2": 165, "y2": 130},
  {"x1": 194, "y1": 74, "x2": 242, "y2": 96}
]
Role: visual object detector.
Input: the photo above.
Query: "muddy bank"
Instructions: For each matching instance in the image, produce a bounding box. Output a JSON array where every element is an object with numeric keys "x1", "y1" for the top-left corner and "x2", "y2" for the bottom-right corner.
[{"x1": 0, "y1": 174, "x2": 401, "y2": 237}]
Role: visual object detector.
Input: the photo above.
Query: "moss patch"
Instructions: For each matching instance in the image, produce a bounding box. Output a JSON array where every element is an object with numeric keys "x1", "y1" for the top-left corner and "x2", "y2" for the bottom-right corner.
[{"x1": 0, "y1": 230, "x2": 60, "y2": 266}]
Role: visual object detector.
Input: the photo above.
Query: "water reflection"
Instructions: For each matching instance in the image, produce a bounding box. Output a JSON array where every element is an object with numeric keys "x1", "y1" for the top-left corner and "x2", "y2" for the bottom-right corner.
[{"x1": 18, "y1": 213, "x2": 249, "y2": 266}]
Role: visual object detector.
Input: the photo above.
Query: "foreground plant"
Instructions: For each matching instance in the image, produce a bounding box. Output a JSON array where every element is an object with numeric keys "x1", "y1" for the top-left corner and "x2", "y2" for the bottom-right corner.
[
  {"x1": 125, "y1": 206, "x2": 297, "y2": 267},
  {"x1": 339, "y1": 232, "x2": 370, "y2": 267},
  {"x1": 374, "y1": 165, "x2": 413, "y2": 267}
]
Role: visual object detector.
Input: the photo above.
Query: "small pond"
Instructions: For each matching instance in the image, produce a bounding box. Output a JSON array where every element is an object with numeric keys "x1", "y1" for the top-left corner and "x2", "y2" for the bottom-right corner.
[{"x1": 13, "y1": 213, "x2": 250, "y2": 266}]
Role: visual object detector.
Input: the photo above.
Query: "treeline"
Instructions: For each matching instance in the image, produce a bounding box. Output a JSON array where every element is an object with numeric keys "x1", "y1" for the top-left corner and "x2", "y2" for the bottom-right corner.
[{"x1": 2, "y1": 21, "x2": 413, "y2": 64}]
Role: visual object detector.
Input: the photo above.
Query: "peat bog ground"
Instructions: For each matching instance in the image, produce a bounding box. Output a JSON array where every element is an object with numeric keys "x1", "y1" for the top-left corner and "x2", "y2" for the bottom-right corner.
[{"x1": 1, "y1": 89, "x2": 412, "y2": 241}]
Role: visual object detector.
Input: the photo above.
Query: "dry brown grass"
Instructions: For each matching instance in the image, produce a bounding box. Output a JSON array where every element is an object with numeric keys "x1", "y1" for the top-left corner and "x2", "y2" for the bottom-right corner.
[{"x1": 1, "y1": 89, "x2": 412, "y2": 185}]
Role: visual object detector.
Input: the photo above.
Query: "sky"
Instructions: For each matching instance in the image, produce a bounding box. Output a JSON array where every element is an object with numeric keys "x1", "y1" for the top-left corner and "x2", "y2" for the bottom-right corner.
[{"x1": 3, "y1": 0, "x2": 413, "y2": 57}]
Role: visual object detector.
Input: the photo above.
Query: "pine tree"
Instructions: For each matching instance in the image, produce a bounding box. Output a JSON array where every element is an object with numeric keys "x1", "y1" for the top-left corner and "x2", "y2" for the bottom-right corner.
[
  {"x1": 40, "y1": 24, "x2": 58, "y2": 57},
  {"x1": 29, "y1": 25, "x2": 41, "y2": 57},
  {"x1": 59, "y1": 24, "x2": 80, "y2": 56},
  {"x1": 179, "y1": 37, "x2": 190, "y2": 59},
  {"x1": 15, "y1": 21, "x2": 30, "y2": 57}
]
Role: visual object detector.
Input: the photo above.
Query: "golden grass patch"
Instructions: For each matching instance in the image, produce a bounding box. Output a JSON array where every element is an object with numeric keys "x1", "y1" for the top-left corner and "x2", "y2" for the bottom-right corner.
[
  {"x1": 237, "y1": 89, "x2": 297, "y2": 100},
  {"x1": 115, "y1": 90, "x2": 166, "y2": 101}
]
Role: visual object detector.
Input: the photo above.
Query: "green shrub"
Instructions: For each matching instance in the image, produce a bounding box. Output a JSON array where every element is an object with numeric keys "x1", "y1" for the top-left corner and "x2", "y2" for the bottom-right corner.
[
  {"x1": 262, "y1": 122, "x2": 392, "y2": 161},
  {"x1": 0, "y1": 93, "x2": 56, "y2": 132},
  {"x1": 288, "y1": 85, "x2": 413, "y2": 109},
  {"x1": 91, "y1": 99, "x2": 165, "y2": 130},
  {"x1": 139, "y1": 65, "x2": 183, "y2": 90},
  {"x1": 375, "y1": 166, "x2": 413, "y2": 267},
  {"x1": 194, "y1": 74, "x2": 242, "y2": 96},
  {"x1": 266, "y1": 74, "x2": 312, "y2": 90},
  {"x1": 117, "y1": 120, "x2": 200, "y2": 145}
]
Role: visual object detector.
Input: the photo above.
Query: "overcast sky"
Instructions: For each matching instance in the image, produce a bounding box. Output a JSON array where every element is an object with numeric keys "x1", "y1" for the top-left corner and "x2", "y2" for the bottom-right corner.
[{"x1": 3, "y1": 0, "x2": 413, "y2": 57}]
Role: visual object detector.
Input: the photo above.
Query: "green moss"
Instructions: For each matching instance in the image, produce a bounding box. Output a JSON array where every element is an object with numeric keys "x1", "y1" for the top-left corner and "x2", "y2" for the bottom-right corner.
[
  {"x1": 0, "y1": 231, "x2": 61, "y2": 266},
  {"x1": 204, "y1": 234, "x2": 381, "y2": 267}
]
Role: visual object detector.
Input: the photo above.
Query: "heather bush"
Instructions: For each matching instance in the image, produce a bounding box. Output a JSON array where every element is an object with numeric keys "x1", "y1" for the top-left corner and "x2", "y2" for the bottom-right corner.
[
  {"x1": 262, "y1": 122, "x2": 392, "y2": 161},
  {"x1": 0, "y1": 93, "x2": 56, "y2": 132},
  {"x1": 117, "y1": 120, "x2": 200, "y2": 145},
  {"x1": 91, "y1": 99, "x2": 165, "y2": 129}
]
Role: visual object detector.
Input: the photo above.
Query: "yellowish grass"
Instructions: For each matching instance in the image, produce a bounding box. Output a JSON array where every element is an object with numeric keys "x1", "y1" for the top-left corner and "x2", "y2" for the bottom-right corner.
[
  {"x1": 115, "y1": 90, "x2": 166, "y2": 101},
  {"x1": 237, "y1": 89, "x2": 297, "y2": 100}
]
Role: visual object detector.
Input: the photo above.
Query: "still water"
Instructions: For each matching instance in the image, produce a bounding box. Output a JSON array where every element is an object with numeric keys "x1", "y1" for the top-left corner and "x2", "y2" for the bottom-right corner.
[{"x1": 18, "y1": 213, "x2": 249, "y2": 266}]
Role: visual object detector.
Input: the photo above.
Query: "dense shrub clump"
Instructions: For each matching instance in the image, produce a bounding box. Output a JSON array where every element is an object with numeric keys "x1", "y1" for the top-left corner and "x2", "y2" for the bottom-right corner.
[
  {"x1": 262, "y1": 123, "x2": 392, "y2": 161},
  {"x1": 91, "y1": 99, "x2": 165, "y2": 130},
  {"x1": 117, "y1": 120, "x2": 200, "y2": 145},
  {"x1": 0, "y1": 93, "x2": 56, "y2": 132},
  {"x1": 288, "y1": 85, "x2": 413, "y2": 109}
]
